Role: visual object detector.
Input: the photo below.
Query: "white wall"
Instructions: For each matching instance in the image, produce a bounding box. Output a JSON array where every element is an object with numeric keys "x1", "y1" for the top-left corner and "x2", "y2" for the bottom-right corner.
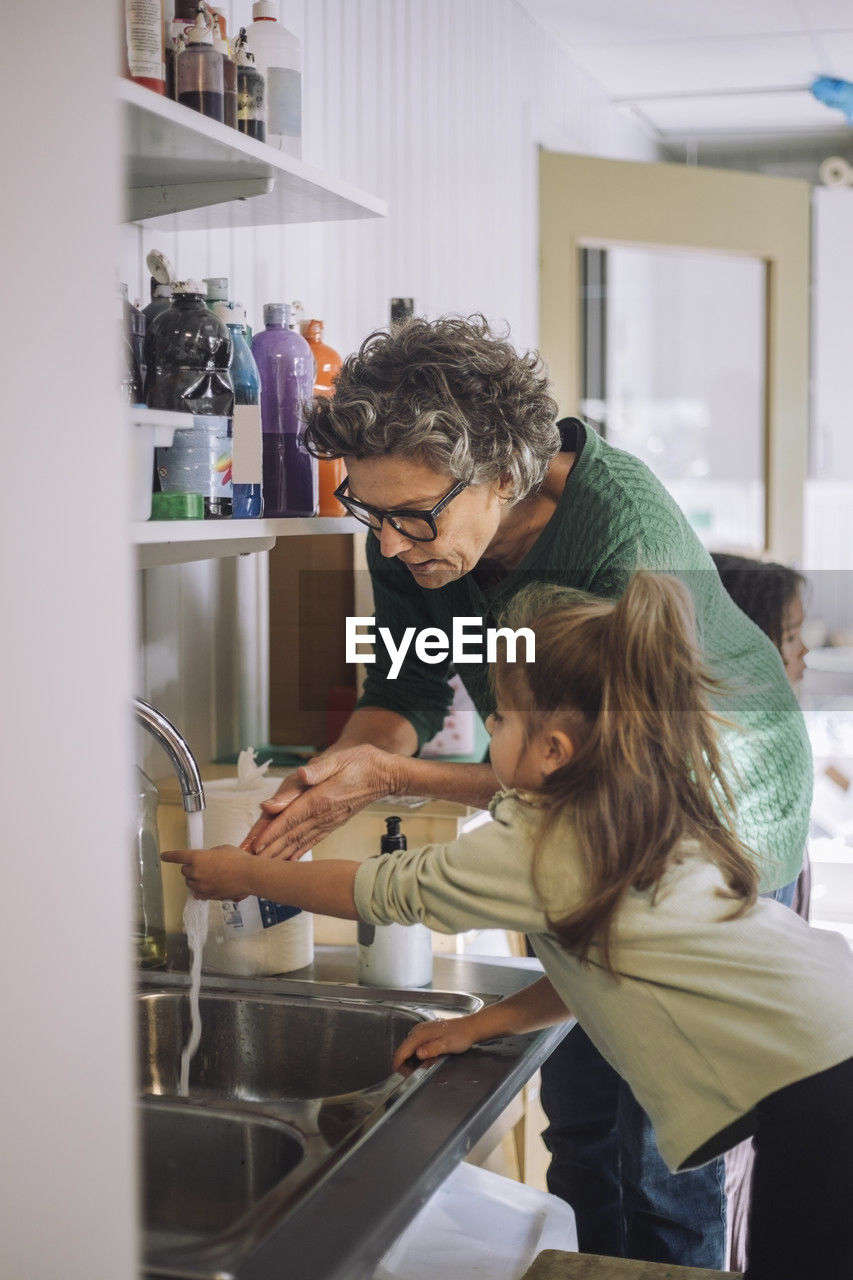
[
  {"x1": 128, "y1": 0, "x2": 658, "y2": 768},
  {"x1": 1, "y1": 4, "x2": 136, "y2": 1278}
]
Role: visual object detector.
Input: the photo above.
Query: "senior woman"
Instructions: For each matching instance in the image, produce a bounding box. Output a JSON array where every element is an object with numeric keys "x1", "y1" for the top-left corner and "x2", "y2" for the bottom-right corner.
[{"x1": 246, "y1": 315, "x2": 812, "y2": 1269}]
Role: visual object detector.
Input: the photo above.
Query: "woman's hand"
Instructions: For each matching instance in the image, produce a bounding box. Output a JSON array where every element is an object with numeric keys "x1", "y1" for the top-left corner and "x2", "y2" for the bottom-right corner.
[
  {"x1": 246, "y1": 744, "x2": 407, "y2": 860},
  {"x1": 392, "y1": 1014, "x2": 484, "y2": 1072},
  {"x1": 162, "y1": 844, "x2": 256, "y2": 901}
]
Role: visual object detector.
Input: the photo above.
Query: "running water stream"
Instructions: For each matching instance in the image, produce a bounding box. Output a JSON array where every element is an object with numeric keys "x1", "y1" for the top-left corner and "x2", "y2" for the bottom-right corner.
[{"x1": 179, "y1": 810, "x2": 208, "y2": 1096}]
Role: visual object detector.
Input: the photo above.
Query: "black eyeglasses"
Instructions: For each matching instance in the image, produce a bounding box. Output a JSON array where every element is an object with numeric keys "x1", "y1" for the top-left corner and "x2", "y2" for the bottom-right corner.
[{"x1": 334, "y1": 477, "x2": 468, "y2": 542}]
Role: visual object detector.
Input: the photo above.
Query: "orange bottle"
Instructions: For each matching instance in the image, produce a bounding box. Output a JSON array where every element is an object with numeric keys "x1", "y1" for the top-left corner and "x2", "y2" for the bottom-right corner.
[{"x1": 304, "y1": 319, "x2": 346, "y2": 515}]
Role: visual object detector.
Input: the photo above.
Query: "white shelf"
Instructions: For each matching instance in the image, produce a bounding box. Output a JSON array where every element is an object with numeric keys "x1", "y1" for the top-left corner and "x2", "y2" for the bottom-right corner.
[
  {"x1": 133, "y1": 516, "x2": 363, "y2": 568},
  {"x1": 121, "y1": 79, "x2": 388, "y2": 229}
]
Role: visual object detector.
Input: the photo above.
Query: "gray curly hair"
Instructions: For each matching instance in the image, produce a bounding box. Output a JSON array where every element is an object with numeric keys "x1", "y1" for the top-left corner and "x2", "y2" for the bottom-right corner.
[{"x1": 302, "y1": 314, "x2": 561, "y2": 504}]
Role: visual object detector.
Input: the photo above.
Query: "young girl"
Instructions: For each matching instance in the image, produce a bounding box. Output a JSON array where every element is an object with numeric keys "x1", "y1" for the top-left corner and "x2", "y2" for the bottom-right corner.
[{"x1": 164, "y1": 573, "x2": 853, "y2": 1280}]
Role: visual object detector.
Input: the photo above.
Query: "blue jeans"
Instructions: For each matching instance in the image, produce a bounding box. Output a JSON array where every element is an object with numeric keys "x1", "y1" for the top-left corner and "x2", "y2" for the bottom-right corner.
[{"x1": 540, "y1": 1023, "x2": 727, "y2": 1266}]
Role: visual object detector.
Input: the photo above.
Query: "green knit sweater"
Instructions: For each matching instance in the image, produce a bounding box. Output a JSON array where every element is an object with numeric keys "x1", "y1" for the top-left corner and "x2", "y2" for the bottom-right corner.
[{"x1": 358, "y1": 419, "x2": 812, "y2": 890}]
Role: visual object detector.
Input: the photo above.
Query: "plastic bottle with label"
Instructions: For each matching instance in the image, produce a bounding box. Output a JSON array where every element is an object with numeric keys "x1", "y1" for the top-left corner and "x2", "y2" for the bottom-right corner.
[
  {"x1": 212, "y1": 300, "x2": 263, "y2": 518},
  {"x1": 252, "y1": 302, "x2": 317, "y2": 516},
  {"x1": 144, "y1": 280, "x2": 234, "y2": 518},
  {"x1": 123, "y1": 0, "x2": 166, "y2": 95},
  {"x1": 304, "y1": 318, "x2": 346, "y2": 515},
  {"x1": 246, "y1": 0, "x2": 301, "y2": 156},
  {"x1": 357, "y1": 817, "x2": 433, "y2": 988},
  {"x1": 135, "y1": 767, "x2": 166, "y2": 969},
  {"x1": 175, "y1": 1, "x2": 224, "y2": 122},
  {"x1": 119, "y1": 282, "x2": 145, "y2": 405}
]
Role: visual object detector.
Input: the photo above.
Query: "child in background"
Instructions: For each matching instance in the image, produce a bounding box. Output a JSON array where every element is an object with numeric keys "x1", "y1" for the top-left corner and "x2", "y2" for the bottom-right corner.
[
  {"x1": 164, "y1": 572, "x2": 853, "y2": 1280},
  {"x1": 711, "y1": 551, "x2": 812, "y2": 1273},
  {"x1": 711, "y1": 553, "x2": 808, "y2": 688}
]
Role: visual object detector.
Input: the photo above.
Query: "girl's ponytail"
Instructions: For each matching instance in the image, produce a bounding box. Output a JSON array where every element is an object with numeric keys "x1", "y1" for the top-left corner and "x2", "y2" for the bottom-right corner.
[{"x1": 503, "y1": 572, "x2": 759, "y2": 972}]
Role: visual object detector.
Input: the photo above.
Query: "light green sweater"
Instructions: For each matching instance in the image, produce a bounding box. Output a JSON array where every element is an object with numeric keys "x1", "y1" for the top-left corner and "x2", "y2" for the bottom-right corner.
[
  {"x1": 358, "y1": 419, "x2": 812, "y2": 890},
  {"x1": 354, "y1": 792, "x2": 853, "y2": 1171}
]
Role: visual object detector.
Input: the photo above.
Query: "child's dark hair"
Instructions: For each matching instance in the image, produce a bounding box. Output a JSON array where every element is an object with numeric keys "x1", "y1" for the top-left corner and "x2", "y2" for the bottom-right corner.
[
  {"x1": 494, "y1": 572, "x2": 759, "y2": 973},
  {"x1": 711, "y1": 552, "x2": 805, "y2": 650}
]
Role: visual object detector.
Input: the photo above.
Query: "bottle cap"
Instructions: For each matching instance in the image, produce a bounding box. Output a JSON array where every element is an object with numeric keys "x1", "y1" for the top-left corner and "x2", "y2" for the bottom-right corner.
[
  {"x1": 252, "y1": 0, "x2": 279, "y2": 20},
  {"x1": 173, "y1": 279, "x2": 206, "y2": 295},
  {"x1": 146, "y1": 250, "x2": 174, "y2": 285},
  {"x1": 203, "y1": 276, "x2": 229, "y2": 301},
  {"x1": 186, "y1": 4, "x2": 214, "y2": 44},
  {"x1": 263, "y1": 302, "x2": 290, "y2": 326},
  {"x1": 212, "y1": 300, "x2": 246, "y2": 326},
  {"x1": 150, "y1": 492, "x2": 205, "y2": 521}
]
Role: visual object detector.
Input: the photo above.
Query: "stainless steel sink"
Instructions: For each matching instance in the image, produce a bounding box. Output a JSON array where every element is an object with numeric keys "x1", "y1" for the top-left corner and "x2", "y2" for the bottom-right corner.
[
  {"x1": 137, "y1": 972, "x2": 482, "y2": 1277},
  {"x1": 139, "y1": 988, "x2": 434, "y2": 1101}
]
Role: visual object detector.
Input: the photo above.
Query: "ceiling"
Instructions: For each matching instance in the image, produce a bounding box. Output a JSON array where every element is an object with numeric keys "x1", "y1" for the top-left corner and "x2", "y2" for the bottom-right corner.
[{"x1": 518, "y1": 0, "x2": 853, "y2": 158}]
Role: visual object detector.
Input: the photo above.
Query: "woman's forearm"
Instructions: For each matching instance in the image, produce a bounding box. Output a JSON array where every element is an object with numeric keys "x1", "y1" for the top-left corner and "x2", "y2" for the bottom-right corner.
[{"x1": 397, "y1": 756, "x2": 500, "y2": 810}]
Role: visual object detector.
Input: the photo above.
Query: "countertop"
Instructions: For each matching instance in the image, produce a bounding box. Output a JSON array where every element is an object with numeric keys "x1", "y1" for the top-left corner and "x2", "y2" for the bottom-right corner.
[{"x1": 155, "y1": 944, "x2": 571, "y2": 1280}]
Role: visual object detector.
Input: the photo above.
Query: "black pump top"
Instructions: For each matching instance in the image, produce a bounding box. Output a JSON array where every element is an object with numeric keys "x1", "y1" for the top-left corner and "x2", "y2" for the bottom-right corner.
[{"x1": 381, "y1": 815, "x2": 406, "y2": 854}]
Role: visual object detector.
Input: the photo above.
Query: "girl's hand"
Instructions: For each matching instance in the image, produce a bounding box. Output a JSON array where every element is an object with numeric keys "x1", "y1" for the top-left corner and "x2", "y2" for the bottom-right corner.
[
  {"x1": 392, "y1": 1014, "x2": 483, "y2": 1073},
  {"x1": 247, "y1": 745, "x2": 405, "y2": 860},
  {"x1": 161, "y1": 844, "x2": 256, "y2": 901}
]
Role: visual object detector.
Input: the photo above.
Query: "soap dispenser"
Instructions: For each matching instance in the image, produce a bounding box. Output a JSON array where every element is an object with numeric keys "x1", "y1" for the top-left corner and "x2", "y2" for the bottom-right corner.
[
  {"x1": 357, "y1": 817, "x2": 433, "y2": 988},
  {"x1": 135, "y1": 767, "x2": 166, "y2": 969}
]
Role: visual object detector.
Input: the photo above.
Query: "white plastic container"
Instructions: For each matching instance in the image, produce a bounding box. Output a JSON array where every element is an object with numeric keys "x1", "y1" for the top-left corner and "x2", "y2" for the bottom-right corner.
[
  {"x1": 373, "y1": 1161, "x2": 578, "y2": 1280},
  {"x1": 201, "y1": 750, "x2": 313, "y2": 976},
  {"x1": 357, "y1": 815, "x2": 433, "y2": 988},
  {"x1": 246, "y1": 0, "x2": 302, "y2": 156}
]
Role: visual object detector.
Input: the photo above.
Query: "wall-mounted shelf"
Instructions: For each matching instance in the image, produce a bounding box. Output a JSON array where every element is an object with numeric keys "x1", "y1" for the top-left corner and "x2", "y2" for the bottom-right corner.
[
  {"x1": 121, "y1": 79, "x2": 388, "y2": 229},
  {"x1": 134, "y1": 516, "x2": 363, "y2": 568}
]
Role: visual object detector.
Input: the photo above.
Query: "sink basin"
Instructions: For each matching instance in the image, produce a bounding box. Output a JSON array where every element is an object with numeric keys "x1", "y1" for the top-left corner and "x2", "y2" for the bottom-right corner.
[
  {"x1": 136, "y1": 973, "x2": 483, "y2": 1277},
  {"x1": 141, "y1": 1101, "x2": 304, "y2": 1253},
  {"x1": 139, "y1": 988, "x2": 430, "y2": 1100}
]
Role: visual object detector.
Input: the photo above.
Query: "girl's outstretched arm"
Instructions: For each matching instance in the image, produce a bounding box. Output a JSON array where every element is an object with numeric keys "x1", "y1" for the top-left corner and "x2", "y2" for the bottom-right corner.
[
  {"x1": 161, "y1": 845, "x2": 361, "y2": 920},
  {"x1": 392, "y1": 976, "x2": 573, "y2": 1071}
]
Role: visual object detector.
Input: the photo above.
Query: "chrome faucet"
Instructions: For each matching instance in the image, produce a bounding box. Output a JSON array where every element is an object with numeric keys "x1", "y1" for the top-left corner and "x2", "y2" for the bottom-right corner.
[{"x1": 133, "y1": 697, "x2": 205, "y2": 813}]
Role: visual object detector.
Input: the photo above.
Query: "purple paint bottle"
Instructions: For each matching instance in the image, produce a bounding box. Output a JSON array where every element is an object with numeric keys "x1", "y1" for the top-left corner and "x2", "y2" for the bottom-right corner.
[{"x1": 252, "y1": 303, "x2": 317, "y2": 517}]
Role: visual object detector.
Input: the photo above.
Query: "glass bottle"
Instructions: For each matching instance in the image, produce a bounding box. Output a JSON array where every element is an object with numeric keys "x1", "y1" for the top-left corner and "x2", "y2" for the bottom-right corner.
[
  {"x1": 304, "y1": 318, "x2": 346, "y2": 515},
  {"x1": 211, "y1": 13, "x2": 238, "y2": 129},
  {"x1": 212, "y1": 300, "x2": 263, "y2": 518},
  {"x1": 252, "y1": 303, "x2": 317, "y2": 517},
  {"x1": 135, "y1": 767, "x2": 166, "y2": 969},
  {"x1": 176, "y1": 1, "x2": 224, "y2": 123},
  {"x1": 235, "y1": 29, "x2": 266, "y2": 142}
]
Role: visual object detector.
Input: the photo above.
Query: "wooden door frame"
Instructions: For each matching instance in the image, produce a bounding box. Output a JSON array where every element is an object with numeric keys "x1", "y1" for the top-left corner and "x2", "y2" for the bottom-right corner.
[{"x1": 539, "y1": 150, "x2": 811, "y2": 562}]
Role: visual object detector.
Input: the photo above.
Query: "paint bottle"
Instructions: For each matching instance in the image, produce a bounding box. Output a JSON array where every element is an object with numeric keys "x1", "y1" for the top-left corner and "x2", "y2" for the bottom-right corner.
[
  {"x1": 234, "y1": 29, "x2": 266, "y2": 142},
  {"x1": 211, "y1": 14, "x2": 238, "y2": 130},
  {"x1": 246, "y1": 0, "x2": 302, "y2": 157},
  {"x1": 212, "y1": 301, "x2": 263, "y2": 518},
  {"x1": 175, "y1": 2, "x2": 224, "y2": 123},
  {"x1": 357, "y1": 818, "x2": 433, "y2": 988},
  {"x1": 123, "y1": 0, "x2": 166, "y2": 95},
  {"x1": 304, "y1": 319, "x2": 346, "y2": 515},
  {"x1": 144, "y1": 281, "x2": 234, "y2": 519},
  {"x1": 252, "y1": 303, "x2": 317, "y2": 517}
]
